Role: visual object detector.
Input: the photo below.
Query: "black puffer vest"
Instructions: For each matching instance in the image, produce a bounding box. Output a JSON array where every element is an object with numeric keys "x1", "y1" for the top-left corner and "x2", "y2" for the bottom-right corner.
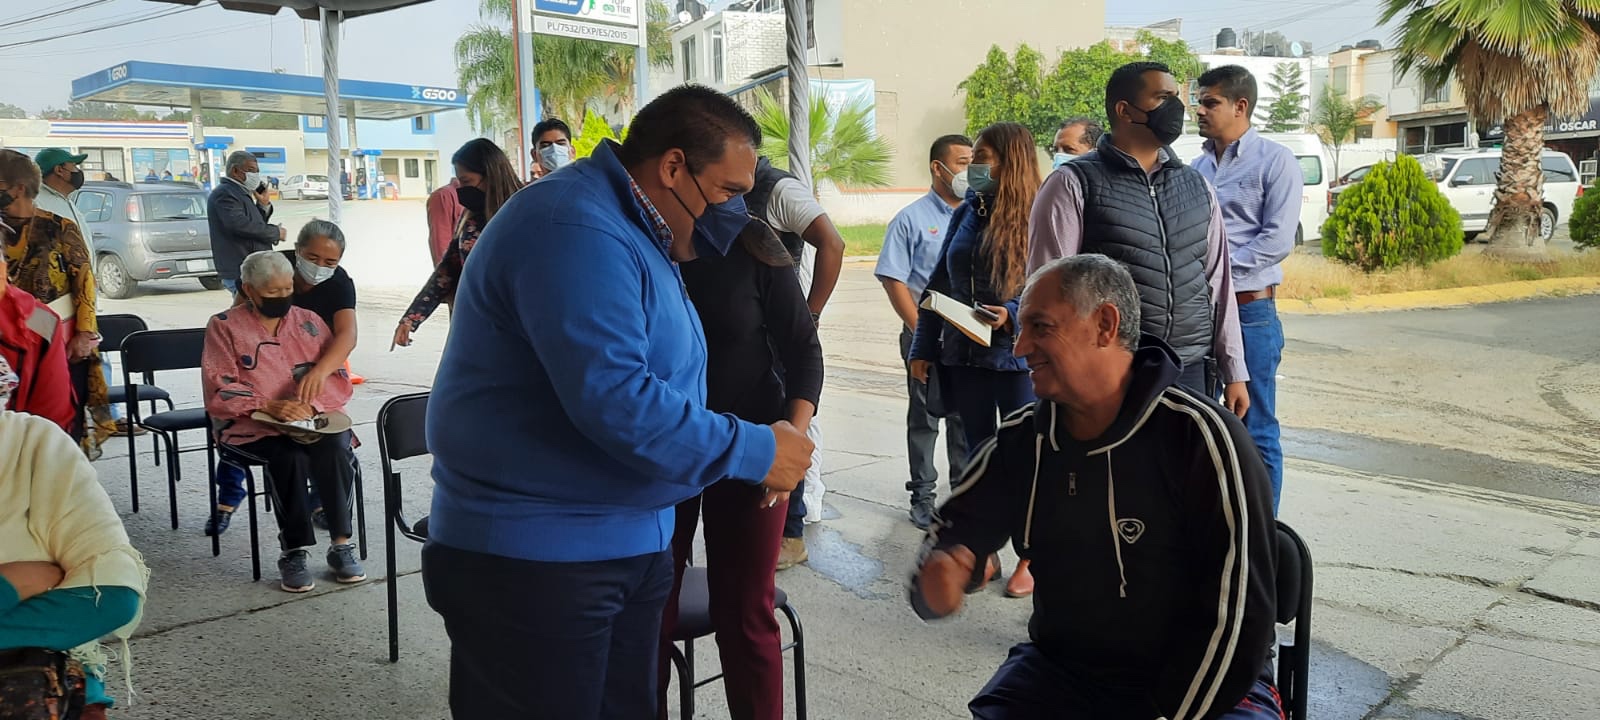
[
  {"x1": 1066, "y1": 136, "x2": 1214, "y2": 367},
  {"x1": 744, "y1": 157, "x2": 807, "y2": 264}
]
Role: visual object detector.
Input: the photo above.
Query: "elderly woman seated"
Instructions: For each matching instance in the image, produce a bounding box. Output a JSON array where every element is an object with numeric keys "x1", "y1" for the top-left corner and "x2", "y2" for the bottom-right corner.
[
  {"x1": 0, "y1": 354, "x2": 147, "y2": 719},
  {"x1": 202, "y1": 250, "x2": 364, "y2": 593}
]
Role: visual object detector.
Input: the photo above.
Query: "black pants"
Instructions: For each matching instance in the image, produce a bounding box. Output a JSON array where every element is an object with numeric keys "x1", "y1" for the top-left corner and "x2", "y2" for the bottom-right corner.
[
  {"x1": 1178, "y1": 358, "x2": 1215, "y2": 398},
  {"x1": 422, "y1": 542, "x2": 674, "y2": 719},
  {"x1": 233, "y1": 431, "x2": 353, "y2": 551},
  {"x1": 67, "y1": 359, "x2": 89, "y2": 441}
]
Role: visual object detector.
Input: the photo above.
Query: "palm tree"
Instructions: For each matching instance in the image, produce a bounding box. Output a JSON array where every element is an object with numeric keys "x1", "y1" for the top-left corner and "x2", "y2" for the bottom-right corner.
[
  {"x1": 752, "y1": 89, "x2": 894, "y2": 193},
  {"x1": 1383, "y1": 0, "x2": 1600, "y2": 258},
  {"x1": 454, "y1": 0, "x2": 674, "y2": 132}
]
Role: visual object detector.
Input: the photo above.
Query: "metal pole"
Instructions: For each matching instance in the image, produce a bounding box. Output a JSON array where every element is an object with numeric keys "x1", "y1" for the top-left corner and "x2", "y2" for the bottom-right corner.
[
  {"x1": 514, "y1": 0, "x2": 539, "y2": 180},
  {"x1": 634, "y1": 4, "x2": 649, "y2": 115},
  {"x1": 320, "y1": 8, "x2": 343, "y2": 224},
  {"x1": 189, "y1": 89, "x2": 206, "y2": 188},
  {"x1": 785, "y1": 0, "x2": 811, "y2": 190}
]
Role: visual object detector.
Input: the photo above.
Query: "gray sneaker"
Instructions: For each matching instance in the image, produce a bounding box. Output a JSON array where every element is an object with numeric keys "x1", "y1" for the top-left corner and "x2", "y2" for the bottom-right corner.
[
  {"x1": 278, "y1": 548, "x2": 315, "y2": 593},
  {"x1": 327, "y1": 543, "x2": 366, "y2": 583}
]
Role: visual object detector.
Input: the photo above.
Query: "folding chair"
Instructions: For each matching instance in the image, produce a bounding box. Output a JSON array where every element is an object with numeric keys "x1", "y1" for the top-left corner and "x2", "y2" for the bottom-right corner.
[
  {"x1": 97, "y1": 313, "x2": 174, "y2": 509},
  {"x1": 213, "y1": 428, "x2": 369, "y2": 582},
  {"x1": 667, "y1": 566, "x2": 808, "y2": 720},
  {"x1": 378, "y1": 392, "x2": 431, "y2": 663},
  {"x1": 120, "y1": 328, "x2": 212, "y2": 529},
  {"x1": 1276, "y1": 520, "x2": 1314, "y2": 720}
]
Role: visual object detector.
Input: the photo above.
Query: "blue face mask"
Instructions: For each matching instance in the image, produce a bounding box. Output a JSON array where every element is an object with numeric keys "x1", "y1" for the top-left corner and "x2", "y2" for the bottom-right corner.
[
  {"x1": 672, "y1": 170, "x2": 749, "y2": 258},
  {"x1": 967, "y1": 163, "x2": 998, "y2": 195},
  {"x1": 1052, "y1": 152, "x2": 1077, "y2": 169}
]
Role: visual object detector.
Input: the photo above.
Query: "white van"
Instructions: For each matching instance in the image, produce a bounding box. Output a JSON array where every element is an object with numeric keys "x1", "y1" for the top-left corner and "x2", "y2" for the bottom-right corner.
[
  {"x1": 1418, "y1": 148, "x2": 1580, "y2": 241},
  {"x1": 1171, "y1": 132, "x2": 1331, "y2": 245}
]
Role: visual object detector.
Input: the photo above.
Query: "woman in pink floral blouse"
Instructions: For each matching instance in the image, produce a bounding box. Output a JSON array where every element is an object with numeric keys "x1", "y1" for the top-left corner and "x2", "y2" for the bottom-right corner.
[{"x1": 202, "y1": 250, "x2": 364, "y2": 593}]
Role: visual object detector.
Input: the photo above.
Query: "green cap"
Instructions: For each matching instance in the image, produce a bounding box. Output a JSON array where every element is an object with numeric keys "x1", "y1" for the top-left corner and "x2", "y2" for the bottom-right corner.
[{"x1": 34, "y1": 148, "x2": 89, "y2": 175}]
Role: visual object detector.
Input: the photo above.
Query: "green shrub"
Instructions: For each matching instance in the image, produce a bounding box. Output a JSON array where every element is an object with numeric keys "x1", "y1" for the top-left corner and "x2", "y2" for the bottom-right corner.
[
  {"x1": 1320, "y1": 155, "x2": 1464, "y2": 272},
  {"x1": 1567, "y1": 176, "x2": 1600, "y2": 250}
]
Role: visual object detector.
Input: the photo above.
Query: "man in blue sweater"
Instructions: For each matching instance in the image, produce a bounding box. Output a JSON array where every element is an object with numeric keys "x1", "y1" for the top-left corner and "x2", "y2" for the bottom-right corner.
[{"x1": 421, "y1": 86, "x2": 814, "y2": 719}]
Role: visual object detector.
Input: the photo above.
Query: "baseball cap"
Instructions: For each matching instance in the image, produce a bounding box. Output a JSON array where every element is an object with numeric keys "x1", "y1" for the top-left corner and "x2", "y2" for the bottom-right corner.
[{"x1": 34, "y1": 148, "x2": 89, "y2": 175}]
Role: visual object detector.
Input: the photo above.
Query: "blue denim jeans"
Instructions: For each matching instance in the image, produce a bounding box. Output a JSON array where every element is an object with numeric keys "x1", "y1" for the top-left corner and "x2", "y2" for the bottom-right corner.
[{"x1": 1239, "y1": 298, "x2": 1284, "y2": 514}]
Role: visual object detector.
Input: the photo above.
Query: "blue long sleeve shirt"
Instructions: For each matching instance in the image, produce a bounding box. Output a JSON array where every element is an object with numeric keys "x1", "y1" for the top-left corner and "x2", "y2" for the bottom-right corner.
[
  {"x1": 425, "y1": 141, "x2": 777, "y2": 563},
  {"x1": 1191, "y1": 128, "x2": 1304, "y2": 292}
]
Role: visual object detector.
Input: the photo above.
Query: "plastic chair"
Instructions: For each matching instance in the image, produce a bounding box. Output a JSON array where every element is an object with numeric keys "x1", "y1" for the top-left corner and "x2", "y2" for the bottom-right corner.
[
  {"x1": 667, "y1": 566, "x2": 807, "y2": 720},
  {"x1": 1276, "y1": 521, "x2": 1314, "y2": 720},
  {"x1": 378, "y1": 392, "x2": 431, "y2": 663},
  {"x1": 119, "y1": 328, "x2": 211, "y2": 529}
]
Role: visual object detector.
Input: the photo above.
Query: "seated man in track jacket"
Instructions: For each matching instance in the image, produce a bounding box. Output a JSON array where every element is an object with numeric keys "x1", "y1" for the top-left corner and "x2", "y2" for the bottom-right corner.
[{"x1": 910, "y1": 254, "x2": 1280, "y2": 720}]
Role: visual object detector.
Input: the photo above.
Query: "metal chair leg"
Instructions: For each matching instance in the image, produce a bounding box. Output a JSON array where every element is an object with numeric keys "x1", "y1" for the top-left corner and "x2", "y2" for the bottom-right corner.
[
  {"x1": 780, "y1": 602, "x2": 807, "y2": 720},
  {"x1": 386, "y1": 496, "x2": 401, "y2": 663},
  {"x1": 125, "y1": 413, "x2": 140, "y2": 514},
  {"x1": 671, "y1": 645, "x2": 694, "y2": 719},
  {"x1": 247, "y1": 470, "x2": 262, "y2": 582},
  {"x1": 353, "y1": 458, "x2": 369, "y2": 560},
  {"x1": 163, "y1": 433, "x2": 181, "y2": 530}
]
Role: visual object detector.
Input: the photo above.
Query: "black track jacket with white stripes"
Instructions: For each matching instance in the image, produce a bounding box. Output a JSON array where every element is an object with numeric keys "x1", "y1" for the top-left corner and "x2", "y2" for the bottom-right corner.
[{"x1": 911, "y1": 337, "x2": 1277, "y2": 720}]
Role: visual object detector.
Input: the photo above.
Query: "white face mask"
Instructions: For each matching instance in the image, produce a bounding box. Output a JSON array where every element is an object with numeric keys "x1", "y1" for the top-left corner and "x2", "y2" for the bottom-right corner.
[
  {"x1": 538, "y1": 143, "x2": 573, "y2": 172},
  {"x1": 242, "y1": 171, "x2": 264, "y2": 191},
  {"x1": 296, "y1": 254, "x2": 336, "y2": 285}
]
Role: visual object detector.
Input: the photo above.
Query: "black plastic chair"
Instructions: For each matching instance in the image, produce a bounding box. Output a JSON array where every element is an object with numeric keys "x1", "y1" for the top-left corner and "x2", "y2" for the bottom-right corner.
[
  {"x1": 1276, "y1": 521, "x2": 1313, "y2": 720},
  {"x1": 378, "y1": 392, "x2": 431, "y2": 663},
  {"x1": 120, "y1": 328, "x2": 212, "y2": 529},
  {"x1": 98, "y1": 314, "x2": 173, "y2": 486},
  {"x1": 667, "y1": 566, "x2": 807, "y2": 720}
]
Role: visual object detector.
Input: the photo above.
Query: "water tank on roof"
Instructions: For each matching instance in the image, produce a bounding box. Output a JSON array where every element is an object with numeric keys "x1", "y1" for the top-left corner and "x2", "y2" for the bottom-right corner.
[
  {"x1": 1356, "y1": 39, "x2": 1383, "y2": 50},
  {"x1": 1217, "y1": 27, "x2": 1238, "y2": 50}
]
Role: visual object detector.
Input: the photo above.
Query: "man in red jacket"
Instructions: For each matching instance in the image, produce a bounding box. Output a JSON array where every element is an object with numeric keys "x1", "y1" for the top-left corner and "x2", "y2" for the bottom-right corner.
[{"x1": 0, "y1": 251, "x2": 74, "y2": 431}]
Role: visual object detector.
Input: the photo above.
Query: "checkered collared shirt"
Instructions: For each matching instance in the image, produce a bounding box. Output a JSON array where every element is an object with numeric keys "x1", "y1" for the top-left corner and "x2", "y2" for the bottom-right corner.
[{"x1": 628, "y1": 177, "x2": 675, "y2": 255}]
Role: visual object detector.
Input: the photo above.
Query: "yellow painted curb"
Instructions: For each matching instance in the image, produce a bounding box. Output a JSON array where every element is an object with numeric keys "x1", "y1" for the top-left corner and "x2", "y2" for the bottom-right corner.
[{"x1": 1278, "y1": 276, "x2": 1600, "y2": 314}]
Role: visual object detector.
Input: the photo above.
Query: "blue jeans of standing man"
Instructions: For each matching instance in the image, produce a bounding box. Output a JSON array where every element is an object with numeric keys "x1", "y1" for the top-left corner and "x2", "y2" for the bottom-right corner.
[{"x1": 1239, "y1": 298, "x2": 1284, "y2": 514}]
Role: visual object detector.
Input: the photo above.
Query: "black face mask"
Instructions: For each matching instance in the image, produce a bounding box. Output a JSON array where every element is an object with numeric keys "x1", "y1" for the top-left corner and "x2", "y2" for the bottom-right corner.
[
  {"x1": 68, "y1": 170, "x2": 85, "y2": 191},
  {"x1": 0, "y1": 190, "x2": 12, "y2": 213},
  {"x1": 456, "y1": 185, "x2": 487, "y2": 218},
  {"x1": 255, "y1": 295, "x2": 293, "y2": 319},
  {"x1": 1130, "y1": 96, "x2": 1188, "y2": 147}
]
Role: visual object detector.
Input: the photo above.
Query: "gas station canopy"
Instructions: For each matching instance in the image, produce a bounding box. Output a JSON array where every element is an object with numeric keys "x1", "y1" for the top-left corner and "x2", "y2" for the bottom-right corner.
[{"x1": 70, "y1": 61, "x2": 465, "y2": 120}]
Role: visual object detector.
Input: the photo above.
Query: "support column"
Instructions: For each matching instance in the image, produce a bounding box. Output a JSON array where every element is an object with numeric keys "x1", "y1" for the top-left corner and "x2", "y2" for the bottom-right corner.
[
  {"x1": 320, "y1": 7, "x2": 344, "y2": 224},
  {"x1": 785, "y1": 0, "x2": 811, "y2": 190},
  {"x1": 514, "y1": 0, "x2": 539, "y2": 180}
]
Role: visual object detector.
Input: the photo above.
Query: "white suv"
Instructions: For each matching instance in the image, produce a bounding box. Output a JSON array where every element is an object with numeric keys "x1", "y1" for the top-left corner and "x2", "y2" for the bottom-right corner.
[{"x1": 1421, "y1": 148, "x2": 1581, "y2": 241}]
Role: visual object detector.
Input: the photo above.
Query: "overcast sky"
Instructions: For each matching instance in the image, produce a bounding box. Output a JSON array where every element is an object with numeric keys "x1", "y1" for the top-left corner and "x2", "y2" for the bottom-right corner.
[{"x1": 0, "y1": 0, "x2": 1394, "y2": 114}]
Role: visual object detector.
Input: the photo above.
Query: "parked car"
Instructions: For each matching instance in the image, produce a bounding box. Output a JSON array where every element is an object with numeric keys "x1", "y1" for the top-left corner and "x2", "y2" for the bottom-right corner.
[
  {"x1": 1173, "y1": 131, "x2": 1331, "y2": 244},
  {"x1": 1334, "y1": 164, "x2": 1374, "y2": 187},
  {"x1": 1327, "y1": 148, "x2": 1581, "y2": 242},
  {"x1": 281, "y1": 173, "x2": 330, "y2": 200},
  {"x1": 73, "y1": 181, "x2": 221, "y2": 299}
]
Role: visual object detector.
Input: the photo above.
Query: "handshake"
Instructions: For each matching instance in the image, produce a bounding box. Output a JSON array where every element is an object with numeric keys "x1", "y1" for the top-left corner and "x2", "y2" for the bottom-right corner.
[{"x1": 760, "y1": 420, "x2": 814, "y2": 496}]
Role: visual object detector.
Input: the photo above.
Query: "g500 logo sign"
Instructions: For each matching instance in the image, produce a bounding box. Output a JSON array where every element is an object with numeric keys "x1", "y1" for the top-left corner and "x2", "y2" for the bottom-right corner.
[
  {"x1": 411, "y1": 86, "x2": 459, "y2": 102},
  {"x1": 108, "y1": 65, "x2": 129, "y2": 82}
]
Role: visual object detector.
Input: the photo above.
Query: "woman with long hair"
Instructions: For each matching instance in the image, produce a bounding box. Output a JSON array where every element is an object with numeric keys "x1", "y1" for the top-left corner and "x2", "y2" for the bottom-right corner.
[
  {"x1": 392, "y1": 138, "x2": 522, "y2": 348},
  {"x1": 656, "y1": 219, "x2": 823, "y2": 720},
  {"x1": 908, "y1": 122, "x2": 1040, "y2": 598}
]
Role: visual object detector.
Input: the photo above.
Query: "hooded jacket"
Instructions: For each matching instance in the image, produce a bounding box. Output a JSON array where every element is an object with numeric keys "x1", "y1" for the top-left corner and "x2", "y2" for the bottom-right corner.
[{"x1": 910, "y1": 337, "x2": 1276, "y2": 720}]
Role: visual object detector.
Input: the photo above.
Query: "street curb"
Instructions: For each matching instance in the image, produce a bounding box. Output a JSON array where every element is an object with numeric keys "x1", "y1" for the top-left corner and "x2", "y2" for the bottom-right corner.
[{"x1": 1278, "y1": 276, "x2": 1600, "y2": 314}]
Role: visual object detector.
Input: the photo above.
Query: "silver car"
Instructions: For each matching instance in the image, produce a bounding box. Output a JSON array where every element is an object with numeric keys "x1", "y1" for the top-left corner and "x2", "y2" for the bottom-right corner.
[{"x1": 73, "y1": 181, "x2": 222, "y2": 299}]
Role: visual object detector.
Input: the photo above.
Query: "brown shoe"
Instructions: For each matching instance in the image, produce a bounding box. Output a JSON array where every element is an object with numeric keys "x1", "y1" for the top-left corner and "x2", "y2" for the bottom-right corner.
[
  {"x1": 1005, "y1": 559, "x2": 1034, "y2": 598},
  {"x1": 965, "y1": 553, "x2": 1001, "y2": 594},
  {"x1": 112, "y1": 419, "x2": 147, "y2": 437},
  {"x1": 776, "y1": 536, "x2": 808, "y2": 571}
]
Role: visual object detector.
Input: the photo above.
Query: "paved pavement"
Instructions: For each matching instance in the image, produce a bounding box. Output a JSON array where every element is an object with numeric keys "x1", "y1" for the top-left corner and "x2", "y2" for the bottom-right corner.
[{"x1": 87, "y1": 200, "x2": 1600, "y2": 719}]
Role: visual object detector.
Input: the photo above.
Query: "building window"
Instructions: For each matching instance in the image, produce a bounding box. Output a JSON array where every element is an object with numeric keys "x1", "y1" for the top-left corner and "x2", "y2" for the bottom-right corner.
[
  {"x1": 1431, "y1": 121, "x2": 1466, "y2": 149},
  {"x1": 1332, "y1": 68, "x2": 1349, "y2": 93},
  {"x1": 1423, "y1": 81, "x2": 1450, "y2": 104},
  {"x1": 405, "y1": 158, "x2": 420, "y2": 178},
  {"x1": 712, "y1": 28, "x2": 724, "y2": 84},
  {"x1": 1402, "y1": 126, "x2": 1427, "y2": 154},
  {"x1": 681, "y1": 36, "x2": 698, "y2": 82},
  {"x1": 78, "y1": 148, "x2": 126, "y2": 181},
  {"x1": 1355, "y1": 124, "x2": 1374, "y2": 140},
  {"x1": 306, "y1": 115, "x2": 325, "y2": 129},
  {"x1": 413, "y1": 114, "x2": 434, "y2": 133}
]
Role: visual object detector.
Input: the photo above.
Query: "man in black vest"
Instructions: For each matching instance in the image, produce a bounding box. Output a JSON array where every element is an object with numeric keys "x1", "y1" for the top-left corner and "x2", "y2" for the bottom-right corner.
[
  {"x1": 1028, "y1": 61, "x2": 1249, "y2": 419},
  {"x1": 744, "y1": 156, "x2": 845, "y2": 570}
]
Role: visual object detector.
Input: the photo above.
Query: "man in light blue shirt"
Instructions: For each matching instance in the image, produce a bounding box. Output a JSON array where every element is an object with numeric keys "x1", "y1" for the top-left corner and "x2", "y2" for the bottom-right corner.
[
  {"x1": 876, "y1": 134, "x2": 971, "y2": 529},
  {"x1": 1191, "y1": 65, "x2": 1303, "y2": 514}
]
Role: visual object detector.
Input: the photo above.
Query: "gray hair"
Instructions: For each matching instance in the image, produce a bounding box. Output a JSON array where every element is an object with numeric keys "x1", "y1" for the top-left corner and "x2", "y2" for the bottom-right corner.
[
  {"x1": 1027, "y1": 254, "x2": 1141, "y2": 352},
  {"x1": 239, "y1": 250, "x2": 292, "y2": 288},
  {"x1": 296, "y1": 219, "x2": 346, "y2": 251},
  {"x1": 1060, "y1": 117, "x2": 1105, "y2": 148},
  {"x1": 225, "y1": 150, "x2": 257, "y2": 172}
]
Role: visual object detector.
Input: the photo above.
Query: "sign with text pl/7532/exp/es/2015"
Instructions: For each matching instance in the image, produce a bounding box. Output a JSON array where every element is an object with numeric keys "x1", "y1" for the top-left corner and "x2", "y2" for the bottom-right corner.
[{"x1": 534, "y1": 0, "x2": 638, "y2": 27}]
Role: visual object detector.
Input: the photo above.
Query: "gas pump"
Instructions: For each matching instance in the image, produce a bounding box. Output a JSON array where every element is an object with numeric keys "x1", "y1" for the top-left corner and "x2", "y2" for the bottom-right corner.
[
  {"x1": 194, "y1": 139, "x2": 229, "y2": 191},
  {"x1": 353, "y1": 149, "x2": 382, "y2": 199}
]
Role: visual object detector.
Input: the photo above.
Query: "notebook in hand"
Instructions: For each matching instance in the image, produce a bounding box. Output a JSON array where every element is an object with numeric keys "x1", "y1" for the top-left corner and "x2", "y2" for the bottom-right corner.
[{"x1": 919, "y1": 290, "x2": 993, "y2": 348}]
